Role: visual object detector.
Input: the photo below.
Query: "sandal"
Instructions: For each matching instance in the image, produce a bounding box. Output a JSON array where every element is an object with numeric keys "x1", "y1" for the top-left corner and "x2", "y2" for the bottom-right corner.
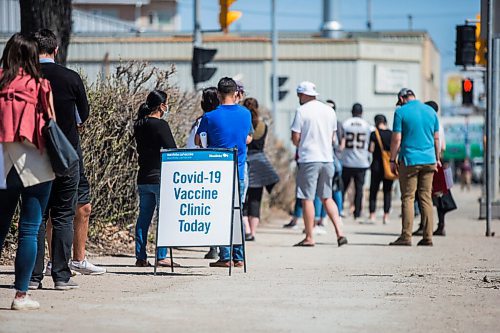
[
  {"x1": 156, "y1": 259, "x2": 180, "y2": 267},
  {"x1": 293, "y1": 240, "x2": 315, "y2": 247}
]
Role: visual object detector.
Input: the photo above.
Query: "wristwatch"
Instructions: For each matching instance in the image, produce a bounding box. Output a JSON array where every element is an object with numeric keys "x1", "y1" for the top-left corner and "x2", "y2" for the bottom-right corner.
[{"x1": 390, "y1": 160, "x2": 396, "y2": 163}]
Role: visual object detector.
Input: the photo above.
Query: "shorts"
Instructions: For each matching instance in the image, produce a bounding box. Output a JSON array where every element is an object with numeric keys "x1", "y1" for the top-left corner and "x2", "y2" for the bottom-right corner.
[
  {"x1": 77, "y1": 157, "x2": 91, "y2": 205},
  {"x1": 296, "y1": 162, "x2": 334, "y2": 200}
]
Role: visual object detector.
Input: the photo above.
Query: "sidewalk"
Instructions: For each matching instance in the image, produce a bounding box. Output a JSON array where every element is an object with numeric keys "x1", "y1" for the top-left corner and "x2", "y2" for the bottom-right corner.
[{"x1": 1, "y1": 186, "x2": 499, "y2": 332}]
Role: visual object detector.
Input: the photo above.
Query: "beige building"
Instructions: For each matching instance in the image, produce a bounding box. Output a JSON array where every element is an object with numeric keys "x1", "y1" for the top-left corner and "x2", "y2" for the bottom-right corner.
[{"x1": 73, "y1": 0, "x2": 179, "y2": 32}]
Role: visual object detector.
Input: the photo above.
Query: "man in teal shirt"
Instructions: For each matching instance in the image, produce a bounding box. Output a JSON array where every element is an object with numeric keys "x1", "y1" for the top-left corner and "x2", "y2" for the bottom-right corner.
[{"x1": 389, "y1": 88, "x2": 440, "y2": 246}]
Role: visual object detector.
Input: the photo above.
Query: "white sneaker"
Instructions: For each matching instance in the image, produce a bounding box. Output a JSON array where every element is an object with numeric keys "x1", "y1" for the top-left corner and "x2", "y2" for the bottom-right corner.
[
  {"x1": 69, "y1": 259, "x2": 106, "y2": 275},
  {"x1": 313, "y1": 226, "x2": 327, "y2": 235},
  {"x1": 44, "y1": 261, "x2": 52, "y2": 276},
  {"x1": 11, "y1": 295, "x2": 40, "y2": 310}
]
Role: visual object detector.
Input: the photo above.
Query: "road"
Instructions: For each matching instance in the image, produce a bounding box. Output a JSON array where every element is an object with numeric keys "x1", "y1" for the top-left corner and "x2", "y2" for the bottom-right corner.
[{"x1": 1, "y1": 187, "x2": 499, "y2": 333}]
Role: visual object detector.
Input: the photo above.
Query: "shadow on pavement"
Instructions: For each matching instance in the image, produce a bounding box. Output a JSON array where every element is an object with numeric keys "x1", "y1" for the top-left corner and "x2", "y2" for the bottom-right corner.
[
  {"x1": 354, "y1": 231, "x2": 401, "y2": 237},
  {"x1": 109, "y1": 271, "x2": 209, "y2": 277}
]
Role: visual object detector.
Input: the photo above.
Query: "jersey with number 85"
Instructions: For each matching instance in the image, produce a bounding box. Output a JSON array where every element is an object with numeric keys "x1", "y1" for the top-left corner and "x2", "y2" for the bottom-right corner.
[{"x1": 341, "y1": 117, "x2": 373, "y2": 168}]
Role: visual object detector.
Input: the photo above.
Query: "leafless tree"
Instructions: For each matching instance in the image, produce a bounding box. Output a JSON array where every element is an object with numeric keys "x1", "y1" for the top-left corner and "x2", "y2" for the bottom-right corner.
[{"x1": 19, "y1": 0, "x2": 72, "y2": 64}]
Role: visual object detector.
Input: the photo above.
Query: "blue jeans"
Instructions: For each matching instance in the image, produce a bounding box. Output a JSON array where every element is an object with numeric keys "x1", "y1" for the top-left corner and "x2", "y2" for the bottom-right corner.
[
  {"x1": 219, "y1": 179, "x2": 245, "y2": 261},
  {"x1": 0, "y1": 168, "x2": 52, "y2": 292},
  {"x1": 314, "y1": 196, "x2": 326, "y2": 219},
  {"x1": 333, "y1": 159, "x2": 343, "y2": 215},
  {"x1": 294, "y1": 197, "x2": 326, "y2": 219},
  {"x1": 135, "y1": 184, "x2": 167, "y2": 260},
  {"x1": 293, "y1": 197, "x2": 303, "y2": 218}
]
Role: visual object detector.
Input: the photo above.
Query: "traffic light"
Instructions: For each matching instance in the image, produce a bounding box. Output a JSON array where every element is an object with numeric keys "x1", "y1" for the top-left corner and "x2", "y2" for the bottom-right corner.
[
  {"x1": 271, "y1": 75, "x2": 289, "y2": 101},
  {"x1": 462, "y1": 78, "x2": 474, "y2": 105},
  {"x1": 219, "y1": 0, "x2": 242, "y2": 33},
  {"x1": 455, "y1": 25, "x2": 476, "y2": 66},
  {"x1": 475, "y1": 15, "x2": 487, "y2": 66},
  {"x1": 191, "y1": 47, "x2": 217, "y2": 86}
]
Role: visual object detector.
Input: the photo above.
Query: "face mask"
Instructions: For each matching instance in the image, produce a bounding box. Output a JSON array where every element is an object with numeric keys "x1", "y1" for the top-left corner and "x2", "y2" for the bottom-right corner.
[{"x1": 160, "y1": 105, "x2": 169, "y2": 120}]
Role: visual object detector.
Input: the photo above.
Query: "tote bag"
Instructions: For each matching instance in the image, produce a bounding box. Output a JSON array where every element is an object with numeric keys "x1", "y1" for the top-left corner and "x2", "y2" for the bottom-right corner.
[{"x1": 374, "y1": 129, "x2": 398, "y2": 180}]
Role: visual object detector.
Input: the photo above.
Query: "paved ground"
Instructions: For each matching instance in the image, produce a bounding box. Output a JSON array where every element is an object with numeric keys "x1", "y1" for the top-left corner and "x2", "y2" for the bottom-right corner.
[{"x1": 1, "y1": 186, "x2": 500, "y2": 333}]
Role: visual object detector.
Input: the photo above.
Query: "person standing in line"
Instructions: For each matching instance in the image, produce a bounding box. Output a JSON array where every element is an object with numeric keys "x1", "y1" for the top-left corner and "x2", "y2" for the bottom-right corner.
[
  {"x1": 30, "y1": 29, "x2": 89, "y2": 290},
  {"x1": 326, "y1": 99, "x2": 345, "y2": 217},
  {"x1": 291, "y1": 81, "x2": 347, "y2": 247},
  {"x1": 368, "y1": 115, "x2": 394, "y2": 224},
  {"x1": 0, "y1": 33, "x2": 55, "y2": 310},
  {"x1": 389, "y1": 88, "x2": 440, "y2": 246},
  {"x1": 341, "y1": 103, "x2": 372, "y2": 222},
  {"x1": 195, "y1": 77, "x2": 253, "y2": 268},
  {"x1": 413, "y1": 100, "x2": 454, "y2": 236},
  {"x1": 186, "y1": 86, "x2": 220, "y2": 260},
  {"x1": 242, "y1": 97, "x2": 279, "y2": 241},
  {"x1": 133, "y1": 90, "x2": 179, "y2": 267}
]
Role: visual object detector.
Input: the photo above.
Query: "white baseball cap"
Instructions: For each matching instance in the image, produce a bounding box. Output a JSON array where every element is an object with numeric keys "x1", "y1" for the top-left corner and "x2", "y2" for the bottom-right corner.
[{"x1": 296, "y1": 81, "x2": 319, "y2": 96}]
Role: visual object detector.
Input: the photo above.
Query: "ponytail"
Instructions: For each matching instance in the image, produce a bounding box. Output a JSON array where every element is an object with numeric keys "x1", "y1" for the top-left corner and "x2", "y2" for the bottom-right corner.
[{"x1": 134, "y1": 90, "x2": 167, "y2": 130}]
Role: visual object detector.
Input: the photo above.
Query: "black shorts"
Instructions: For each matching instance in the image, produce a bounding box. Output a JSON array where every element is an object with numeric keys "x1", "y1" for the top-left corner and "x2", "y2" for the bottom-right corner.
[{"x1": 77, "y1": 157, "x2": 91, "y2": 205}]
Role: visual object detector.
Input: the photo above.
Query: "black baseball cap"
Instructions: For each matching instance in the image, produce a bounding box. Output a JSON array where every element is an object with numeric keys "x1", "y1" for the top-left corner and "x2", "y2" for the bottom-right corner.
[{"x1": 396, "y1": 88, "x2": 415, "y2": 106}]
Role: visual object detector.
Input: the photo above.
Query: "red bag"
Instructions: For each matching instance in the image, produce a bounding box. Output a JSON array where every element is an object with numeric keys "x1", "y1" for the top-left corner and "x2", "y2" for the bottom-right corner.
[{"x1": 432, "y1": 165, "x2": 448, "y2": 196}]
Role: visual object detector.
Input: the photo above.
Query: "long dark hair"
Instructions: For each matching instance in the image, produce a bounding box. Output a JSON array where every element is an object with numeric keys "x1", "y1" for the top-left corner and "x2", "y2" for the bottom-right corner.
[
  {"x1": 191, "y1": 87, "x2": 219, "y2": 130},
  {"x1": 0, "y1": 33, "x2": 41, "y2": 90},
  {"x1": 201, "y1": 87, "x2": 219, "y2": 112},
  {"x1": 134, "y1": 90, "x2": 167, "y2": 129},
  {"x1": 243, "y1": 97, "x2": 259, "y2": 129}
]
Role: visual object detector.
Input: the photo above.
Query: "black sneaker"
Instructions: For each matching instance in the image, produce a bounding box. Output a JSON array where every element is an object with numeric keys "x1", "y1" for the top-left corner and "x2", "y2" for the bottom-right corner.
[
  {"x1": 283, "y1": 219, "x2": 298, "y2": 229},
  {"x1": 54, "y1": 279, "x2": 79, "y2": 290},
  {"x1": 337, "y1": 236, "x2": 348, "y2": 247},
  {"x1": 28, "y1": 281, "x2": 42, "y2": 290},
  {"x1": 204, "y1": 247, "x2": 219, "y2": 259}
]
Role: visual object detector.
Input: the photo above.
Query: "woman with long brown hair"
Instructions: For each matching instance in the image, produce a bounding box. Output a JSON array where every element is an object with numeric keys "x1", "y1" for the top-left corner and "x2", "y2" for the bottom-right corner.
[
  {"x1": 242, "y1": 97, "x2": 279, "y2": 241},
  {"x1": 0, "y1": 33, "x2": 56, "y2": 310}
]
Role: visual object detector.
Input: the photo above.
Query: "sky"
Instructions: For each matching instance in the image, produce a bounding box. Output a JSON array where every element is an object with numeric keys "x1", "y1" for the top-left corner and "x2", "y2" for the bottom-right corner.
[{"x1": 177, "y1": 0, "x2": 481, "y2": 74}]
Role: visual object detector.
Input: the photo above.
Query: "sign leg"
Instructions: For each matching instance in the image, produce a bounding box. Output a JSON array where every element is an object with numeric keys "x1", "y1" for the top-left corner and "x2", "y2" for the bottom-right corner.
[
  {"x1": 170, "y1": 247, "x2": 175, "y2": 273},
  {"x1": 154, "y1": 247, "x2": 158, "y2": 276}
]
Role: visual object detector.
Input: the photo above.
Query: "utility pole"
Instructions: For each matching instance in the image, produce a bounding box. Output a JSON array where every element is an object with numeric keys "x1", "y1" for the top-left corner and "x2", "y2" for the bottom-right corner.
[
  {"x1": 271, "y1": 0, "x2": 278, "y2": 127},
  {"x1": 366, "y1": 0, "x2": 372, "y2": 31},
  {"x1": 193, "y1": 0, "x2": 201, "y2": 47},
  {"x1": 407, "y1": 14, "x2": 413, "y2": 31},
  {"x1": 485, "y1": 0, "x2": 493, "y2": 236}
]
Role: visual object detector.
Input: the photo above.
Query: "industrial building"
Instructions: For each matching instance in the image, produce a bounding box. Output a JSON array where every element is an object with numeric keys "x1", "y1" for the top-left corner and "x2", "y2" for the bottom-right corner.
[{"x1": 0, "y1": 0, "x2": 440, "y2": 145}]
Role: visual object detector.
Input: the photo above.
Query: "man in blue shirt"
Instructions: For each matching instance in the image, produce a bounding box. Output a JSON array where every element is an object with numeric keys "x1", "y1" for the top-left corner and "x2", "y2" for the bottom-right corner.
[
  {"x1": 196, "y1": 77, "x2": 252, "y2": 267},
  {"x1": 389, "y1": 88, "x2": 440, "y2": 246}
]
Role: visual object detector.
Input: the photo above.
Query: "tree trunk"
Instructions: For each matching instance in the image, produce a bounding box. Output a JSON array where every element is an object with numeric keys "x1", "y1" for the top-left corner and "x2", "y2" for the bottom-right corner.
[{"x1": 19, "y1": 0, "x2": 72, "y2": 65}]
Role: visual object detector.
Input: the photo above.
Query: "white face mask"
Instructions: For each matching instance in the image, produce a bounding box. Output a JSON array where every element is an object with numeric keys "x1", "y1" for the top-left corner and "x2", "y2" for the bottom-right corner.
[{"x1": 160, "y1": 105, "x2": 170, "y2": 120}]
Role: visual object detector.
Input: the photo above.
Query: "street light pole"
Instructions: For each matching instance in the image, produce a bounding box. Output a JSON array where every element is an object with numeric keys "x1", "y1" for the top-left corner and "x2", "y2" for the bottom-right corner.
[
  {"x1": 485, "y1": 0, "x2": 493, "y2": 236},
  {"x1": 271, "y1": 0, "x2": 278, "y2": 125},
  {"x1": 193, "y1": 0, "x2": 201, "y2": 48}
]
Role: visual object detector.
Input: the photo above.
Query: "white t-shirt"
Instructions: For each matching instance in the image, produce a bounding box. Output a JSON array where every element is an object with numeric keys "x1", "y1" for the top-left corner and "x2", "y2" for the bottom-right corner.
[
  {"x1": 186, "y1": 118, "x2": 201, "y2": 148},
  {"x1": 341, "y1": 116, "x2": 372, "y2": 168},
  {"x1": 291, "y1": 99, "x2": 337, "y2": 163}
]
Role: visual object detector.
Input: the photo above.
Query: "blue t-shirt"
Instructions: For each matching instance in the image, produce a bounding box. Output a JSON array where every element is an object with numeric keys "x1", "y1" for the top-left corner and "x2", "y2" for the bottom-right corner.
[
  {"x1": 393, "y1": 100, "x2": 439, "y2": 166},
  {"x1": 196, "y1": 104, "x2": 252, "y2": 180}
]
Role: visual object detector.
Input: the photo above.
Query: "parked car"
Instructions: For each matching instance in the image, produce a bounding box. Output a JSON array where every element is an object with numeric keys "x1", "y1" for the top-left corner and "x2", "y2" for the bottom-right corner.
[{"x1": 472, "y1": 157, "x2": 484, "y2": 184}]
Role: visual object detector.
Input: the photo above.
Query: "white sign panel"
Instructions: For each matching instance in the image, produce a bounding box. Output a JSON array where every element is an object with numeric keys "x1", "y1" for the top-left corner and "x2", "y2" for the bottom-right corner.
[
  {"x1": 157, "y1": 149, "x2": 243, "y2": 247},
  {"x1": 374, "y1": 65, "x2": 409, "y2": 94}
]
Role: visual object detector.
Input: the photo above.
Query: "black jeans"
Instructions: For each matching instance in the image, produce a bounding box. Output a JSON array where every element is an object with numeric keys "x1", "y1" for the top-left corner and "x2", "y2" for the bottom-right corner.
[
  {"x1": 31, "y1": 163, "x2": 79, "y2": 283},
  {"x1": 369, "y1": 168, "x2": 393, "y2": 214},
  {"x1": 342, "y1": 167, "x2": 367, "y2": 218}
]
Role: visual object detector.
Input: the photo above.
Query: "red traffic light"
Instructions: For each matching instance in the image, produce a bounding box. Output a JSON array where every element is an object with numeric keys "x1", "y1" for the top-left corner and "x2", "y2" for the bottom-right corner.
[{"x1": 463, "y1": 79, "x2": 473, "y2": 93}]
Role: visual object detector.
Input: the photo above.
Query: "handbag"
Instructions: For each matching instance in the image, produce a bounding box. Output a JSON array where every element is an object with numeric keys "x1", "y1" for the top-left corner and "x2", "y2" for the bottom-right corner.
[
  {"x1": 435, "y1": 191, "x2": 457, "y2": 214},
  {"x1": 38, "y1": 83, "x2": 79, "y2": 177},
  {"x1": 432, "y1": 165, "x2": 449, "y2": 196},
  {"x1": 374, "y1": 129, "x2": 398, "y2": 180}
]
